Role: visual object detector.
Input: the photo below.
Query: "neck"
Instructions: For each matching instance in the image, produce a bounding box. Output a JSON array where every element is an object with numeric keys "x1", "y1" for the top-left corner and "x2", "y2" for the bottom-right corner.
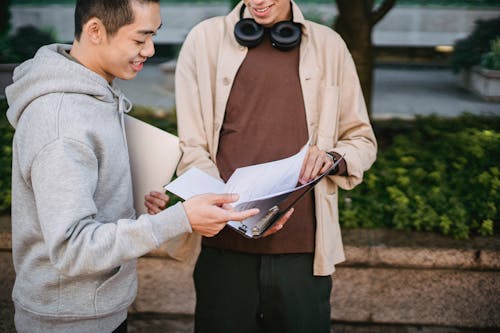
[{"x1": 70, "y1": 40, "x2": 113, "y2": 83}]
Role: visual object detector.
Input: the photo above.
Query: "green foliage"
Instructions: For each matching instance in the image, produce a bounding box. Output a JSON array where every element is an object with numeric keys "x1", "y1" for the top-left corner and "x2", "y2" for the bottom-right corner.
[
  {"x1": 451, "y1": 16, "x2": 500, "y2": 73},
  {"x1": 0, "y1": 25, "x2": 58, "y2": 63},
  {"x1": 339, "y1": 114, "x2": 500, "y2": 239},
  {"x1": 0, "y1": 99, "x2": 13, "y2": 214},
  {"x1": 481, "y1": 37, "x2": 500, "y2": 70},
  {"x1": 129, "y1": 105, "x2": 178, "y2": 136}
]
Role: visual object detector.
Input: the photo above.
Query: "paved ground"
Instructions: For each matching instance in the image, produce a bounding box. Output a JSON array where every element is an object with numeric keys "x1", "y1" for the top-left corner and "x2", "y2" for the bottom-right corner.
[
  {"x1": 372, "y1": 66, "x2": 499, "y2": 118},
  {"x1": 127, "y1": 314, "x2": 499, "y2": 333},
  {"x1": 115, "y1": 63, "x2": 499, "y2": 119},
  {"x1": 126, "y1": 313, "x2": 499, "y2": 333},
  {"x1": 2, "y1": 252, "x2": 498, "y2": 333}
]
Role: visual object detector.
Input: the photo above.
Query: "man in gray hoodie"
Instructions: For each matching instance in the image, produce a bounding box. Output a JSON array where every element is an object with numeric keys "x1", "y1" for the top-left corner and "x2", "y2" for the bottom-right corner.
[{"x1": 4, "y1": 0, "x2": 279, "y2": 332}]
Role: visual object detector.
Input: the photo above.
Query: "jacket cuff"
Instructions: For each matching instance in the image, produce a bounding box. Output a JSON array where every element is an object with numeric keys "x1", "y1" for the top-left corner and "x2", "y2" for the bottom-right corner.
[
  {"x1": 148, "y1": 202, "x2": 192, "y2": 246},
  {"x1": 328, "y1": 151, "x2": 348, "y2": 176}
]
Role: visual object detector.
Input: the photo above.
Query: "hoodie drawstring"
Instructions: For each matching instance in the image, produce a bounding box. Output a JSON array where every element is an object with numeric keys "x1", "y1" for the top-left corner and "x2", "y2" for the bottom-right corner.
[{"x1": 117, "y1": 93, "x2": 132, "y2": 151}]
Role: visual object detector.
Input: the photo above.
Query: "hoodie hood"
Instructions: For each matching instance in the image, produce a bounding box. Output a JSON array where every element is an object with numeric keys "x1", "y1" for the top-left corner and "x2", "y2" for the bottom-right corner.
[{"x1": 5, "y1": 43, "x2": 131, "y2": 129}]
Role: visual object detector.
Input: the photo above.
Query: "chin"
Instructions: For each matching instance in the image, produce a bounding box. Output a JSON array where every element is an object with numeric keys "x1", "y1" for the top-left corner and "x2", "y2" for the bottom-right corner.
[{"x1": 119, "y1": 73, "x2": 138, "y2": 81}]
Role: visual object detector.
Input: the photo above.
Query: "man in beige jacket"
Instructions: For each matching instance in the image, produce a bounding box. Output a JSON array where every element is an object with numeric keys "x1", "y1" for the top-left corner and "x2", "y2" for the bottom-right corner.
[{"x1": 152, "y1": 0, "x2": 376, "y2": 332}]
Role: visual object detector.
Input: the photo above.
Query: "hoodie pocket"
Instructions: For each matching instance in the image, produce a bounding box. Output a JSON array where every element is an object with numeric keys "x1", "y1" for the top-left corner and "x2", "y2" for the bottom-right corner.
[{"x1": 95, "y1": 260, "x2": 137, "y2": 314}]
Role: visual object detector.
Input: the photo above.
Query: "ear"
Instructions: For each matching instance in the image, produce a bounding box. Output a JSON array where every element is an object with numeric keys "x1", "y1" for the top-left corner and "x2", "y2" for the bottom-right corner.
[{"x1": 82, "y1": 17, "x2": 107, "y2": 44}]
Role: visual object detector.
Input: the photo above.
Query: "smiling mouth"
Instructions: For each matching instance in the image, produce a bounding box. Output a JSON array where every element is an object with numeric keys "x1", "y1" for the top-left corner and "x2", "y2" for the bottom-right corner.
[
  {"x1": 131, "y1": 60, "x2": 144, "y2": 72},
  {"x1": 255, "y1": 6, "x2": 271, "y2": 13}
]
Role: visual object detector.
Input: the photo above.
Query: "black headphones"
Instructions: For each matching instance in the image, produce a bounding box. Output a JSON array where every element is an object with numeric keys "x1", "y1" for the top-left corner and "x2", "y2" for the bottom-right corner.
[{"x1": 234, "y1": 4, "x2": 301, "y2": 51}]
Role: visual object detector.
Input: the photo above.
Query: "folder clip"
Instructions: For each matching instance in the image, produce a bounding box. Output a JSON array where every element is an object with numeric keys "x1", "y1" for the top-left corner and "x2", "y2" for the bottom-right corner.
[
  {"x1": 239, "y1": 223, "x2": 248, "y2": 233},
  {"x1": 252, "y1": 205, "x2": 280, "y2": 237}
]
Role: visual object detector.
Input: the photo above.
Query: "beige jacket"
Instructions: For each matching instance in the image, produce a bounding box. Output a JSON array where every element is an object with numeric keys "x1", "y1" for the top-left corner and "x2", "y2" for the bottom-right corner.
[{"x1": 173, "y1": 1, "x2": 377, "y2": 276}]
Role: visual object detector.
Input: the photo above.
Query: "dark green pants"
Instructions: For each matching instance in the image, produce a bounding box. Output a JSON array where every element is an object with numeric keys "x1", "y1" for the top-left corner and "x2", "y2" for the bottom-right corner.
[{"x1": 194, "y1": 247, "x2": 332, "y2": 333}]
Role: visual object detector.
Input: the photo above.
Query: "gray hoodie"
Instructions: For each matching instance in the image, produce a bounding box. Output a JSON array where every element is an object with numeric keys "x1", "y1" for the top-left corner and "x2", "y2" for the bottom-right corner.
[{"x1": 6, "y1": 44, "x2": 191, "y2": 333}]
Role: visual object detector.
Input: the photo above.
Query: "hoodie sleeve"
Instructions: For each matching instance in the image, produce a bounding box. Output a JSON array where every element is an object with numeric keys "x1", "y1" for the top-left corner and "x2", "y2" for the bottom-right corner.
[{"x1": 30, "y1": 137, "x2": 192, "y2": 277}]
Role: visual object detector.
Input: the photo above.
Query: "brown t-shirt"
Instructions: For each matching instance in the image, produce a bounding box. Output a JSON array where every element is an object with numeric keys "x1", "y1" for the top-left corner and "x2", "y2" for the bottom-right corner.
[{"x1": 202, "y1": 33, "x2": 315, "y2": 254}]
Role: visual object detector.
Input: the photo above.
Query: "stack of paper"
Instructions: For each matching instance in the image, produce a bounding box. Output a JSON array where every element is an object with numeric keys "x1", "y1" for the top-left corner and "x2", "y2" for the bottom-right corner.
[{"x1": 165, "y1": 142, "x2": 313, "y2": 238}]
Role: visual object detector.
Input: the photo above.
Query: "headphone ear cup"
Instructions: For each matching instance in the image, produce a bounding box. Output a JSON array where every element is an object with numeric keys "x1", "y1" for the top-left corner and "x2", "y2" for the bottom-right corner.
[
  {"x1": 269, "y1": 21, "x2": 301, "y2": 51},
  {"x1": 234, "y1": 18, "x2": 265, "y2": 48}
]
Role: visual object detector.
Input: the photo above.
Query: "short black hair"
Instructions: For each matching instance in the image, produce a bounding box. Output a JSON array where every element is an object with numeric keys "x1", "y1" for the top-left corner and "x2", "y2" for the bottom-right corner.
[{"x1": 74, "y1": 0, "x2": 160, "y2": 40}]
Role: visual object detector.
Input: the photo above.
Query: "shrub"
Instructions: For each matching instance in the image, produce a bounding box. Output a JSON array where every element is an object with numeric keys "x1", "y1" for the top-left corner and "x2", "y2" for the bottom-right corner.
[
  {"x1": 0, "y1": 99, "x2": 13, "y2": 214},
  {"x1": 129, "y1": 105, "x2": 178, "y2": 135},
  {"x1": 451, "y1": 16, "x2": 500, "y2": 72},
  {"x1": 481, "y1": 37, "x2": 500, "y2": 70},
  {"x1": 339, "y1": 114, "x2": 500, "y2": 239},
  {"x1": 0, "y1": 25, "x2": 57, "y2": 63}
]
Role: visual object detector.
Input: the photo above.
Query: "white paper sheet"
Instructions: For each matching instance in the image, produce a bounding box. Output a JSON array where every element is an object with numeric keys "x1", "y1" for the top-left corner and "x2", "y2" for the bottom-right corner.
[
  {"x1": 164, "y1": 167, "x2": 225, "y2": 199},
  {"x1": 164, "y1": 141, "x2": 312, "y2": 238},
  {"x1": 165, "y1": 141, "x2": 309, "y2": 202},
  {"x1": 223, "y1": 142, "x2": 308, "y2": 204}
]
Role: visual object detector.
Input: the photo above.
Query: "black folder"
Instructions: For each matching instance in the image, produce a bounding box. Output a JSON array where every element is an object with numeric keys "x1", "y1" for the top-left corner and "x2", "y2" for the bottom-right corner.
[{"x1": 234, "y1": 155, "x2": 344, "y2": 238}]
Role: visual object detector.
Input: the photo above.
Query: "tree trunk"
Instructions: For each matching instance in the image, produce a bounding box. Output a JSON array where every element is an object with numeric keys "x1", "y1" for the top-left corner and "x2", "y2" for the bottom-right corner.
[
  {"x1": 0, "y1": 0, "x2": 11, "y2": 37},
  {"x1": 334, "y1": 0, "x2": 396, "y2": 117}
]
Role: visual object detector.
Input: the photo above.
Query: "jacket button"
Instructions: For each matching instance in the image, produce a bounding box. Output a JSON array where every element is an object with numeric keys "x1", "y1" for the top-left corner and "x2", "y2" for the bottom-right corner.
[{"x1": 222, "y1": 77, "x2": 231, "y2": 85}]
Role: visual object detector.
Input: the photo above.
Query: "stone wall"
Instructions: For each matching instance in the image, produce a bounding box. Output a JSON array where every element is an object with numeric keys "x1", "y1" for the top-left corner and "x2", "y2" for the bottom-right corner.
[{"x1": 1, "y1": 216, "x2": 499, "y2": 330}]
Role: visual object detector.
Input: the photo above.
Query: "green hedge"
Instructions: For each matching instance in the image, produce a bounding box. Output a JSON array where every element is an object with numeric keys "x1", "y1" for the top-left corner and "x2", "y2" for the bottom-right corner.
[
  {"x1": 0, "y1": 99, "x2": 13, "y2": 213},
  {"x1": 340, "y1": 114, "x2": 499, "y2": 240},
  {"x1": 1, "y1": 99, "x2": 498, "y2": 239}
]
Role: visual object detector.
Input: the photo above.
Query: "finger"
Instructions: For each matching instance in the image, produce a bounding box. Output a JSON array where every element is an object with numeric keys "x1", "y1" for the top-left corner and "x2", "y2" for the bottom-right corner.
[
  {"x1": 227, "y1": 208, "x2": 259, "y2": 221},
  {"x1": 299, "y1": 148, "x2": 312, "y2": 178},
  {"x1": 262, "y1": 222, "x2": 283, "y2": 237},
  {"x1": 144, "y1": 200, "x2": 160, "y2": 215},
  {"x1": 320, "y1": 152, "x2": 334, "y2": 173},
  {"x1": 149, "y1": 191, "x2": 170, "y2": 204},
  {"x1": 276, "y1": 207, "x2": 294, "y2": 225},
  {"x1": 209, "y1": 193, "x2": 240, "y2": 205},
  {"x1": 320, "y1": 158, "x2": 333, "y2": 174},
  {"x1": 221, "y1": 203, "x2": 236, "y2": 211},
  {"x1": 262, "y1": 208, "x2": 294, "y2": 237},
  {"x1": 152, "y1": 191, "x2": 169, "y2": 199},
  {"x1": 310, "y1": 154, "x2": 325, "y2": 179},
  {"x1": 148, "y1": 196, "x2": 167, "y2": 210},
  {"x1": 147, "y1": 204, "x2": 161, "y2": 215},
  {"x1": 301, "y1": 154, "x2": 321, "y2": 183},
  {"x1": 299, "y1": 157, "x2": 315, "y2": 184},
  {"x1": 145, "y1": 193, "x2": 162, "y2": 206}
]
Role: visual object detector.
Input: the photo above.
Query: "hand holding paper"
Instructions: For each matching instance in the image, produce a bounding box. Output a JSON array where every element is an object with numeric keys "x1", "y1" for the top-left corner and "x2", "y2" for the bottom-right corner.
[
  {"x1": 165, "y1": 141, "x2": 343, "y2": 238},
  {"x1": 182, "y1": 193, "x2": 259, "y2": 237}
]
